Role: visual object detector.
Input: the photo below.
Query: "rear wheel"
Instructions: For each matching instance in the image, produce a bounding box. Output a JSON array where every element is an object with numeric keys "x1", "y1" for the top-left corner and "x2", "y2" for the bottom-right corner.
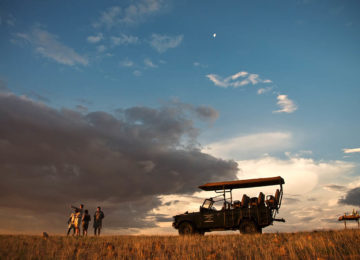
[
  {"x1": 239, "y1": 220, "x2": 261, "y2": 234},
  {"x1": 178, "y1": 222, "x2": 195, "y2": 235}
]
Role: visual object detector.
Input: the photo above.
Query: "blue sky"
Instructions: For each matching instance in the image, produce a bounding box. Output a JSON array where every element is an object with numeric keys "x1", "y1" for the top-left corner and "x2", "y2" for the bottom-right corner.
[{"x1": 1, "y1": 0, "x2": 360, "y2": 234}]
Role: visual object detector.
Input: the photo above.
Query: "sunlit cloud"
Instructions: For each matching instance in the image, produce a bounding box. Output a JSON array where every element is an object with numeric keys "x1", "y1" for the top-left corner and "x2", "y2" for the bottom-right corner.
[
  {"x1": 343, "y1": 148, "x2": 360, "y2": 154},
  {"x1": 206, "y1": 71, "x2": 271, "y2": 88},
  {"x1": 273, "y1": 94, "x2": 297, "y2": 113},
  {"x1": 257, "y1": 86, "x2": 273, "y2": 95}
]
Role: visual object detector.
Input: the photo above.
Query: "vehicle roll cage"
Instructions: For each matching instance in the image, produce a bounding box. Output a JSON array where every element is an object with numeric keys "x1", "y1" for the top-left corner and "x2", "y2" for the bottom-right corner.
[{"x1": 200, "y1": 176, "x2": 285, "y2": 215}]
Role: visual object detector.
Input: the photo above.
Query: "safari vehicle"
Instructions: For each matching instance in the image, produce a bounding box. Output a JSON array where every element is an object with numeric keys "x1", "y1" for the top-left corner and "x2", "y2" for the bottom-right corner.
[{"x1": 172, "y1": 176, "x2": 285, "y2": 235}]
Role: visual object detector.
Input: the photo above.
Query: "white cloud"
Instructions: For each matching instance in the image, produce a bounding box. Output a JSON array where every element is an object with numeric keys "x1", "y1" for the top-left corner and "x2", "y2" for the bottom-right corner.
[
  {"x1": 343, "y1": 148, "x2": 360, "y2": 154},
  {"x1": 273, "y1": 94, "x2": 297, "y2": 113},
  {"x1": 93, "y1": 0, "x2": 163, "y2": 28},
  {"x1": 87, "y1": 33, "x2": 103, "y2": 43},
  {"x1": 257, "y1": 86, "x2": 273, "y2": 95},
  {"x1": 120, "y1": 59, "x2": 134, "y2": 67},
  {"x1": 144, "y1": 58, "x2": 158, "y2": 68},
  {"x1": 133, "y1": 70, "x2": 142, "y2": 76},
  {"x1": 193, "y1": 61, "x2": 208, "y2": 68},
  {"x1": 96, "y1": 45, "x2": 107, "y2": 53},
  {"x1": 150, "y1": 34, "x2": 183, "y2": 53},
  {"x1": 206, "y1": 71, "x2": 271, "y2": 88},
  {"x1": 15, "y1": 27, "x2": 88, "y2": 66},
  {"x1": 204, "y1": 132, "x2": 292, "y2": 160},
  {"x1": 111, "y1": 34, "x2": 139, "y2": 46}
]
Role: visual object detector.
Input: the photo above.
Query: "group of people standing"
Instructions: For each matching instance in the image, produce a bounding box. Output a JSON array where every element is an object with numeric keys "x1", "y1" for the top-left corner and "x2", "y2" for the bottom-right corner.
[{"x1": 67, "y1": 204, "x2": 105, "y2": 236}]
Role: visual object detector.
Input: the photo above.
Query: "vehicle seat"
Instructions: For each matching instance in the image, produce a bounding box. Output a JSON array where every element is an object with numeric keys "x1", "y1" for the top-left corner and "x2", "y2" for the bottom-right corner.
[
  {"x1": 265, "y1": 189, "x2": 280, "y2": 209},
  {"x1": 274, "y1": 189, "x2": 280, "y2": 204},
  {"x1": 233, "y1": 200, "x2": 241, "y2": 208},
  {"x1": 241, "y1": 194, "x2": 250, "y2": 208},
  {"x1": 257, "y1": 192, "x2": 265, "y2": 206},
  {"x1": 249, "y1": 197, "x2": 258, "y2": 207}
]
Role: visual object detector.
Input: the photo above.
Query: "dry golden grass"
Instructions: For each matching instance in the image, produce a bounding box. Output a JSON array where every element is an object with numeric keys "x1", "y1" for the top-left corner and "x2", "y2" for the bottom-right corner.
[{"x1": 1, "y1": 229, "x2": 359, "y2": 259}]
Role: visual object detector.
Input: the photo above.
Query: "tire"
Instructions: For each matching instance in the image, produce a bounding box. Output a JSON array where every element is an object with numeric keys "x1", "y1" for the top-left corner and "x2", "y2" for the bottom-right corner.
[
  {"x1": 178, "y1": 222, "x2": 195, "y2": 235},
  {"x1": 239, "y1": 220, "x2": 261, "y2": 234}
]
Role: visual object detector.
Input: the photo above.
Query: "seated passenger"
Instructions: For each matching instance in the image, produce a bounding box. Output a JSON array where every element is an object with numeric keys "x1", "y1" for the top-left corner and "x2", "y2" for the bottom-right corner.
[
  {"x1": 249, "y1": 197, "x2": 258, "y2": 207},
  {"x1": 257, "y1": 192, "x2": 265, "y2": 206},
  {"x1": 241, "y1": 194, "x2": 250, "y2": 208}
]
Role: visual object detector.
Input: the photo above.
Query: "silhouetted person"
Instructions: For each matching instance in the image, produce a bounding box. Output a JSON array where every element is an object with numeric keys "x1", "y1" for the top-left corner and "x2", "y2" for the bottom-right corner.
[
  {"x1": 82, "y1": 209, "x2": 91, "y2": 236},
  {"x1": 71, "y1": 204, "x2": 84, "y2": 234},
  {"x1": 93, "y1": 206, "x2": 105, "y2": 236},
  {"x1": 67, "y1": 209, "x2": 77, "y2": 236}
]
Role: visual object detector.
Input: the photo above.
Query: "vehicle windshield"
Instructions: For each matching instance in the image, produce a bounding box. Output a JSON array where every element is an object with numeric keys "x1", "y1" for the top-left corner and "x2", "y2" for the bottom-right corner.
[{"x1": 202, "y1": 199, "x2": 213, "y2": 209}]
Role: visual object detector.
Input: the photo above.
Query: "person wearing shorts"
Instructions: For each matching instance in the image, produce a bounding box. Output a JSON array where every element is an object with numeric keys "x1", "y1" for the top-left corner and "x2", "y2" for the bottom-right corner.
[{"x1": 82, "y1": 209, "x2": 91, "y2": 236}]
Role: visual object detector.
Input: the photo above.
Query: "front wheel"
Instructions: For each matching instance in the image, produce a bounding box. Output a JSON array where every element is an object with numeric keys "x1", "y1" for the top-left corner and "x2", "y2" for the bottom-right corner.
[
  {"x1": 178, "y1": 222, "x2": 195, "y2": 235},
  {"x1": 239, "y1": 220, "x2": 261, "y2": 234}
]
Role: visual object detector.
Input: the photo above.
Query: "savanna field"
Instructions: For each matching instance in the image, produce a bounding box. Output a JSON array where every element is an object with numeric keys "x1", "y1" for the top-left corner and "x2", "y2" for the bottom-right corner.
[{"x1": 1, "y1": 229, "x2": 360, "y2": 259}]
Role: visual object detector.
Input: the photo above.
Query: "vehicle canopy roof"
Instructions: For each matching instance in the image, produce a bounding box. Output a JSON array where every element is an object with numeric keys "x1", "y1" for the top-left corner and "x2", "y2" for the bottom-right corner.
[{"x1": 198, "y1": 176, "x2": 284, "y2": 191}]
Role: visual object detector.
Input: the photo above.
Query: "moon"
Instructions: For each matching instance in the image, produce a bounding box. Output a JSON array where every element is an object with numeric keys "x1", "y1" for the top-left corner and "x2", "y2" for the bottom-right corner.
[{"x1": 213, "y1": 33, "x2": 216, "y2": 38}]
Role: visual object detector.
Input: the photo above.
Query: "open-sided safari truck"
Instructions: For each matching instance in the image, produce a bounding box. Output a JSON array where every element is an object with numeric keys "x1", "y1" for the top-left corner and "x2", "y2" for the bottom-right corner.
[{"x1": 172, "y1": 176, "x2": 285, "y2": 235}]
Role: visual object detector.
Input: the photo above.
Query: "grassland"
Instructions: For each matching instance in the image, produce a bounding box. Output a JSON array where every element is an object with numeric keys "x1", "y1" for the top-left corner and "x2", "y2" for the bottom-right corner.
[{"x1": 1, "y1": 229, "x2": 359, "y2": 259}]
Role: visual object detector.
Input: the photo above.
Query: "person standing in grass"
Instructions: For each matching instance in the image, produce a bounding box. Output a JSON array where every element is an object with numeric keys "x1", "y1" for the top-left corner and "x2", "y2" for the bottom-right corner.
[
  {"x1": 67, "y1": 209, "x2": 77, "y2": 236},
  {"x1": 82, "y1": 209, "x2": 91, "y2": 236},
  {"x1": 93, "y1": 206, "x2": 105, "y2": 236},
  {"x1": 71, "y1": 204, "x2": 84, "y2": 234},
  {"x1": 74, "y1": 209, "x2": 82, "y2": 236}
]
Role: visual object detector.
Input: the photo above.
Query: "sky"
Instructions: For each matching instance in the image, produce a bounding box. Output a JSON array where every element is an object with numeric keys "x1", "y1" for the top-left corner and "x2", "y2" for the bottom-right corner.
[{"x1": 0, "y1": 0, "x2": 360, "y2": 235}]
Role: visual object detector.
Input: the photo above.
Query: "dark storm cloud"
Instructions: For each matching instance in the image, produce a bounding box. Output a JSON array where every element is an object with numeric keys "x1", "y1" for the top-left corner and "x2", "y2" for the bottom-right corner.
[
  {"x1": 76, "y1": 104, "x2": 88, "y2": 113},
  {"x1": 283, "y1": 198, "x2": 300, "y2": 204},
  {"x1": 0, "y1": 93, "x2": 238, "y2": 233},
  {"x1": 324, "y1": 184, "x2": 347, "y2": 192},
  {"x1": 26, "y1": 90, "x2": 51, "y2": 103},
  {"x1": 338, "y1": 187, "x2": 360, "y2": 206},
  {"x1": 195, "y1": 106, "x2": 219, "y2": 121}
]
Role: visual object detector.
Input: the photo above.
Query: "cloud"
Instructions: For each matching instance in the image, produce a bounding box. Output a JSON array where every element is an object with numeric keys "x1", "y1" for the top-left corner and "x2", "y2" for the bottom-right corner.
[
  {"x1": 0, "y1": 92, "x2": 238, "y2": 233},
  {"x1": 133, "y1": 70, "x2": 142, "y2": 76},
  {"x1": 111, "y1": 34, "x2": 139, "y2": 46},
  {"x1": 343, "y1": 148, "x2": 360, "y2": 154},
  {"x1": 195, "y1": 106, "x2": 219, "y2": 122},
  {"x1": 193, "y1": 62, "x2": 207, "y2": 68},
  {"x1": 257, "y1": 86, "x2": 273, "y2": 95},
  {"x1": 87, "y1": 33, "x2": 103, "y2": 43},
  {"x1": 96, "y1": 45, "x2": 107, "y2": 53},
  {"x1": 150, "y1": 34, "x2": 183, "y2": 53},
  {"x1": 75, "y1": 104, "x2": 88, "y2": 113},
  {"x1": 323, "y1": 184, "x2": 347, "y2": 192},
  {"x1": 93, "y1": 0, "x2": 164, "y2": 29},
  {"x1": 339, "y1": 187, "x2": 360, "y2": 206},
  {"x1": 206, "y1": 71, "x2": 272, "y2": 88},
  {"x1": 204, "y1": 132, "x2": 292, "y2": 160},
  {"x1": 236, "y1": 156, "x2": 355, "y2": 195},
  {"x1": 273, "y1": 94, "x2": 297, "y2": 113},
  {"x1": 120, "y1": 59, "x2": 134, "y2": 68},
  {"x1": 144, "y1": 58, "x2": 158, "y2": 68},
  {"x1": 15, "y1": 27, "x2": 88, "y2": 66}
]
